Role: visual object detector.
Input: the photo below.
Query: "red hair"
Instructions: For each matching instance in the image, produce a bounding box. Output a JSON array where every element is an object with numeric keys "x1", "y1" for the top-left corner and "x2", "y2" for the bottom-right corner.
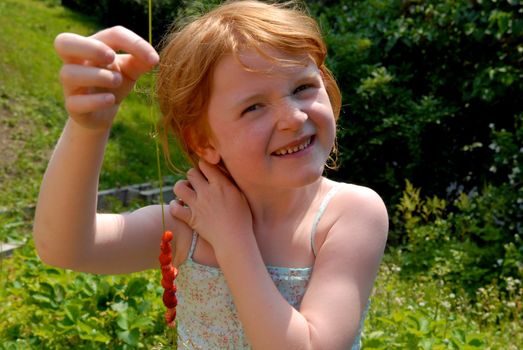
[{"x1": 156, "y1": 0, "x2": 341, "y2": 171}]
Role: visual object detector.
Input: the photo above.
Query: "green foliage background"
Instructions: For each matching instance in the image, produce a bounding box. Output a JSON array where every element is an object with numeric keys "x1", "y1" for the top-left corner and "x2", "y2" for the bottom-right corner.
[
  {"x1": 311, "y1": 0, "x2": 522, "y2": 201},
  {"x1": 0, "y1": 0, "x2": 521, "y2": 348}
]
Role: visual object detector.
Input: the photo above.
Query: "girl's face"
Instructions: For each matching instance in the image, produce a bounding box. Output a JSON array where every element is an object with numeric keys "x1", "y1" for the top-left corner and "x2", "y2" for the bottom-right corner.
[{"x1": 202, "y1": 48, "x2": 336, "y2": 191}]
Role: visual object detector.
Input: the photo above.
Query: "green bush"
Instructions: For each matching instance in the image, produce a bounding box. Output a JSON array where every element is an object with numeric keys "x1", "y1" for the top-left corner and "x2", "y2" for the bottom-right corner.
[
  {"x1": 312, "y1": 0, "x2": 523, "y2": 203},
  {"x1": 392, "y1": 179, "x2": 522, "y2": 296}
]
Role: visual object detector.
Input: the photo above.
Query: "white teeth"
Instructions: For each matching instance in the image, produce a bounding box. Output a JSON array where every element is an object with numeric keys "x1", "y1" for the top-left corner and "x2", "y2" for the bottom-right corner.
[{"x1": 274, "y1": 138, "x2": 311, "y2": 156}]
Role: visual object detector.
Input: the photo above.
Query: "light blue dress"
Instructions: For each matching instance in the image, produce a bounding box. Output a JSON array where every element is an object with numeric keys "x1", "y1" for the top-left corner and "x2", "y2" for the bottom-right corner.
[{"x1": 175, "y1": 183, "x2": 366, "y2": 349}]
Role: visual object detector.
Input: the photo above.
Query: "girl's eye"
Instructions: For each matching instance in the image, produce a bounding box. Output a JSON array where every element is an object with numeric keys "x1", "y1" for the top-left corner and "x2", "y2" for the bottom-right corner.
[
  {"x1": 242, "y1": 104, "x2": 261, "y2": 115},
  {"x1": 293, "y1": 84, "x2": 312, "y2": 94}
]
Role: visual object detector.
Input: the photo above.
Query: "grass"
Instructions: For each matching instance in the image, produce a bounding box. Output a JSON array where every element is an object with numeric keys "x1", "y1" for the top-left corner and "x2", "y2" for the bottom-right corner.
[
  {"x1": 0, "y1": 0, "x2": 91, "y2": 209},
  {"x1": 0, "y1": 2, "x2": 179, "y2": 347},
  {"x1": 0, "y1": 0, "x2": 179, "y2": 213}
]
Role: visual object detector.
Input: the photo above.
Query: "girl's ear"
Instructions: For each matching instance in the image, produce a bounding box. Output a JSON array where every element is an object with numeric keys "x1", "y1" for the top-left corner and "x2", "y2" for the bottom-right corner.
[
  {"x1": 185, "y1": 127, "x2": 221, "y2": 165},
  {"x1": 198, "y1": 141, "x2": 221, "y2": 165}
]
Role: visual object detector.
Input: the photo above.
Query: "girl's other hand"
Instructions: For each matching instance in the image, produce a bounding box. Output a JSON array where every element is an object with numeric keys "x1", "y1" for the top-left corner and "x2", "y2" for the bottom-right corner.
[
  {"x1": 170, "y1": 160, "x2": 254, "y2": 251},
  {"x1": 54, "y1": 26, "x2": 159, "y2": 130}
]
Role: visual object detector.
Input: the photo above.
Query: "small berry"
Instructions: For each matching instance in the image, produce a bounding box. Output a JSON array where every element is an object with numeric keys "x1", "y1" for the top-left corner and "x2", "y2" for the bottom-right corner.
[
  {"x1": 159, "y1": 253, "x2": 172, "y2": 266},
  {"x1": 162, "y1": 230, "x2": 174, "y2": 242},
  {"x1": 165, "y1": 308, "x2": 177, "y2": 328},
  {"x1": 160, "y1": 230, "x2": 178, "y2": 326},
  {"x1": 161, "y1": 277, "x2": 174, "y2": 289},
  {"x1": 160, "y1": 241, "x2": 171, "y2": 253},
  {"x1": 163, "y1": 289, "x2": 178, "y2": 308}
]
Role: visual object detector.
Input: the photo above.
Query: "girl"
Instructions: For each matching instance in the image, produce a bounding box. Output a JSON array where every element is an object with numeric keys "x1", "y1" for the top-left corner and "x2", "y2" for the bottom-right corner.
[{"x1": 34, "y1": 1, "x2": 388, "y2": 349}]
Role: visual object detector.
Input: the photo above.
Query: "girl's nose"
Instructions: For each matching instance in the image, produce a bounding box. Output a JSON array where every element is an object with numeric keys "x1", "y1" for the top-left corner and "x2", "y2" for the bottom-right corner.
[{"x1": 275, "y1": 98, "x2": 308, "y2": 131}]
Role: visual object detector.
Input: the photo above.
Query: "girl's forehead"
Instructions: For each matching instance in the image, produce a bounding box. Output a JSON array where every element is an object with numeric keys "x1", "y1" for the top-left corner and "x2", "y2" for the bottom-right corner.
[
  {"x1": 234, "y1": 47, "x2": 312, "y2": 74},
  {"x1": 213, "y1": 48, "x2": 319, "y2": 85},
  {"x1": 209, "y1": 49, "x2": 321, "y2": 110}
]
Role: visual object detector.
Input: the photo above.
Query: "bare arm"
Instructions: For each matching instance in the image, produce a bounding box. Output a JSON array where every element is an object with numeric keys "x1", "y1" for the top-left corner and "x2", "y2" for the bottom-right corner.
[
  {"x1": 171, "y1": 161, "x2": 388, "y2": 349},
  {"x1": 33, "y1": 27, "x2": 162, "y2": 273},
  {"x1": 220, "y1": 185, "x2": 388, "y2": 349}
]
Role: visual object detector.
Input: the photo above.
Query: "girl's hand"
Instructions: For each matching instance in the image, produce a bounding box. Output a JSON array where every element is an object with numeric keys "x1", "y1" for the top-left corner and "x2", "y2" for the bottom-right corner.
[
  {"x1": 54, "y1": 26, "x2": 159, "y2": 131},
  {"x1": 170, "y1": 160, "x2": 254, "y2": 251}
]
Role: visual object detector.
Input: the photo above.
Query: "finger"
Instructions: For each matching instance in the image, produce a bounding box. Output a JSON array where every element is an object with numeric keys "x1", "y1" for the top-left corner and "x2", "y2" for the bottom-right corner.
[
  {"x1": 65, "y1": 93, "x2": 116, "y2": 115},
  {"x1": 169, "y1": 200, "x2": 192, "y2": 226},
  {"x1": 54, "y1": 33, "x2": 115, "y2": 66},
  {"x1": 198, "y1": 160, "x2": 229, "y2": 185},
  {"x1": 91, "y1": 26, "x2": 159, "y2": 66},
  {"x1": 60, "y1": 64, "x2": 123, "y2": 93},
  {"x1": 117, "y1": 53, "x2": 157, "y2": 82},
  {"x1": 173, "y1": 180, "x2": 196, "y2": 205},
  {"x1": 186, "y1": 167, "x2": 210, "y2": 192}
]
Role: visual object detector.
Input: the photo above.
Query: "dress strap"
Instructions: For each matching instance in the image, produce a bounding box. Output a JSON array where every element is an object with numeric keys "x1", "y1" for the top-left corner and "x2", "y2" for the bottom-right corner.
[
  {"x1": 310, "y1": 183, "x2": 342, "y2": 257},
  {"x1": 188, "y1": 232, "x2": 199, "y2": 260}
]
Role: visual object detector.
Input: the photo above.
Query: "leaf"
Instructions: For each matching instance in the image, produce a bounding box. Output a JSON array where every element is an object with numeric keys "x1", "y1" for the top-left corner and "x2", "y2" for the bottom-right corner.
[
  {"x1": 419, "y1": 338, "x2": 435, "y2": 350},
  {"x1": 126, "y1": 277, "x2": 148, "y2": 297},
  {"x1": 117, "y1": 329, "x2": 140, "y2": 346},
  {"x1": 364, "y1": 338, "x2": 385, "y2": 349},
  {"x1": 129, "y1": 316, "x2": 153, "y2": 330},
  {"x1": 76, "y1": 320, "x2": 111, "y2": 343},
  {"x1": 111, "y1": 301, "x2": 129, "y2": 313},
  {"x1": 31, "y1": 293, "x2": 57, "y2": 309},
  {"x1": 451, "y1": 328, "x2": 466, "y2": 344},
  {"x1": 467, "y1": 334, "x2": 485, "y2": 347},
  {"x1": 468, "y1": 338, "x2": 484, "y2": 347},
  {"x1": 116, "y1": 313, "x2": 129, "y2": 330},
  {"x1": 64, "y1": 304, "x2": 80, "y2": 322}
]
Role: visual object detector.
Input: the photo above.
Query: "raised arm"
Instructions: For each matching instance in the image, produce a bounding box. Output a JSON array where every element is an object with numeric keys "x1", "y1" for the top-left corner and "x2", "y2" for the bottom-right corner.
[
  {"x1": 171, "y1": 162, "x2": 388, "y2": 349},
  {"x1": 33, "y1": 27, "x2": 162, "y2": 274}
]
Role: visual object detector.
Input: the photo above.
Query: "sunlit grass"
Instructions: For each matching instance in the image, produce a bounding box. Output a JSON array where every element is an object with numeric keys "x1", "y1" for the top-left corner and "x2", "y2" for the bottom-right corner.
[
  {"x1": 365, "y1": 250, "x2": 523, "y2": 349},
  {"x1": 0, "y1": 0, "x2": 181, "y2": 210}
]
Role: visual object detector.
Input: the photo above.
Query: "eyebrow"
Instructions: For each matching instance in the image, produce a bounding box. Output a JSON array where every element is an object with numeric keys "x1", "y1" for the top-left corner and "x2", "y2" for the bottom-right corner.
[{"x1": 233, "y1": 65, "x2": 321, "y2": 108}]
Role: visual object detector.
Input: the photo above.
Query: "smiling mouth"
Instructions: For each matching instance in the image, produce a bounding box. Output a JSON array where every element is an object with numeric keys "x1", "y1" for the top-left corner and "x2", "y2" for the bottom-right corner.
[{"x1": 272, "y1": 136, "x2": 313, "y2": 156}]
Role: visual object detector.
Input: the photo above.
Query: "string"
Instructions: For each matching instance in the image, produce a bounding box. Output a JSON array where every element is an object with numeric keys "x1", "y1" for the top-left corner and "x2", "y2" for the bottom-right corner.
[
  {"x1": 147, "y1": 2, "x2": 178, "y2": 345},
  {"x1": 148, "y1": 0, "x2": 166, "y2": 233}
]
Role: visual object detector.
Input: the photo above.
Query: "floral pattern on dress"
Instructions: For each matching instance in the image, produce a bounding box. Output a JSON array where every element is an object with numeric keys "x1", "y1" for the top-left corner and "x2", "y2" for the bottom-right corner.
[
  {"x1": 174, "y1": 183, "x2": 364, "y2": 349},
  {"x1": 176, "y1": 259, "x2": 312, "y2": 350},
  {"x1": 175, "y1": 258, "x2": 364, "y2": 350}
]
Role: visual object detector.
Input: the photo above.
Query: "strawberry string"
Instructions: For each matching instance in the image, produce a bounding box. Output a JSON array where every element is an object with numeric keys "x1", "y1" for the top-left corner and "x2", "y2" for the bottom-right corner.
[{"x1": 147, "y1": 0, "x2": 178, "y2": 333}]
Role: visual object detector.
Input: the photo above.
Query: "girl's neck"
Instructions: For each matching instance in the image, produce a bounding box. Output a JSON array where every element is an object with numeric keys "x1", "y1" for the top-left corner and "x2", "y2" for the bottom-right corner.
[{"x1": 240, "y1": 177, "x2": 326, "y2": 229}]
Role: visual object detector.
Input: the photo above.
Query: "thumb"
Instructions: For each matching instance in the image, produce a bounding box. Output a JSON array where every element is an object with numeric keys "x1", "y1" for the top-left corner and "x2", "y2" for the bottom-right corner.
[
  {"x1": 169, "y1": 200, "x2": 193, "y2": 227},
  {"x1": 118, "y1": 52, "x2": 158, "y2": 82}
]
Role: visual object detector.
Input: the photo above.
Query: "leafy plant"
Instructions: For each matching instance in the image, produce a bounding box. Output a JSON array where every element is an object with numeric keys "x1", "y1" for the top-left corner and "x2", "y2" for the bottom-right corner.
[
  {"x1": 0, "y1": 241, "x2": 175, "y2": 349},
  {"x1": 392, "y1": 179, "x2": 522, "y2": 297},
  {"x1": 311, "y1": 0, "x2": 523, "y2": 204}
]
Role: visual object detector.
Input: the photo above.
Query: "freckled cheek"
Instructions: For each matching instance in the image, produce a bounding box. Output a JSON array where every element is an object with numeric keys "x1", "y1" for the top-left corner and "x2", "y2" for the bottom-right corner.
[
  {"x1": 214, "y1": 124, "x2": 269, "y2": 162},
  {"x1": 235, "y1": 126, "x2": 269, "y2": 156}
]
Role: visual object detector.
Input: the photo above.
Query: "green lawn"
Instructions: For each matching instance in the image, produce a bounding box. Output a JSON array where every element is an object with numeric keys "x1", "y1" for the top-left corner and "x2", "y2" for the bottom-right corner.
[
  {"x1": 0, "y1": 1, "x2": 177, "y2": 347},
  {"x1": 0, "y1": 0, "x2": 176, "y2": 212}
]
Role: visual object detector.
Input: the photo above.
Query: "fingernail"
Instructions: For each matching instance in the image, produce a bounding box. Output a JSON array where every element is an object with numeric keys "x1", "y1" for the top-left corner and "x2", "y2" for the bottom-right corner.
[
  {"x1": 148, "y1": 52, "x2": 159, "y2": 65},
  {"x1": 103, "y1": 94, "x2": 114, "y2": 103},
  {"x1": 113, "y1": 73, "x2": 122, "y2": 86},
  {"x1": 105, "y1": 51, "x2": 115, "y2": 63}
]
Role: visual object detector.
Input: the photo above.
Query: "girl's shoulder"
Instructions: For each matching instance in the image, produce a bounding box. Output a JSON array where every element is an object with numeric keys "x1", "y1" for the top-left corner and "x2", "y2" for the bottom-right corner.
[
  {"x1": 338, "y1": 180, "x2": 385, "y2": 202},
  {"x1": 326, "y1": 180, "x2": 387, "y2": 214},
  {"x1": 319, "y1": 180, "x2": 389, "y2": 251}
]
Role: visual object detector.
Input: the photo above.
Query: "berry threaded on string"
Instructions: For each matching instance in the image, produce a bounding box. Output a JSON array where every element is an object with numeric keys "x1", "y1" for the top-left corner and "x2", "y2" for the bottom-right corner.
[{"x1": 159, "y1": 230, "x2": 178, "y2": 328}]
